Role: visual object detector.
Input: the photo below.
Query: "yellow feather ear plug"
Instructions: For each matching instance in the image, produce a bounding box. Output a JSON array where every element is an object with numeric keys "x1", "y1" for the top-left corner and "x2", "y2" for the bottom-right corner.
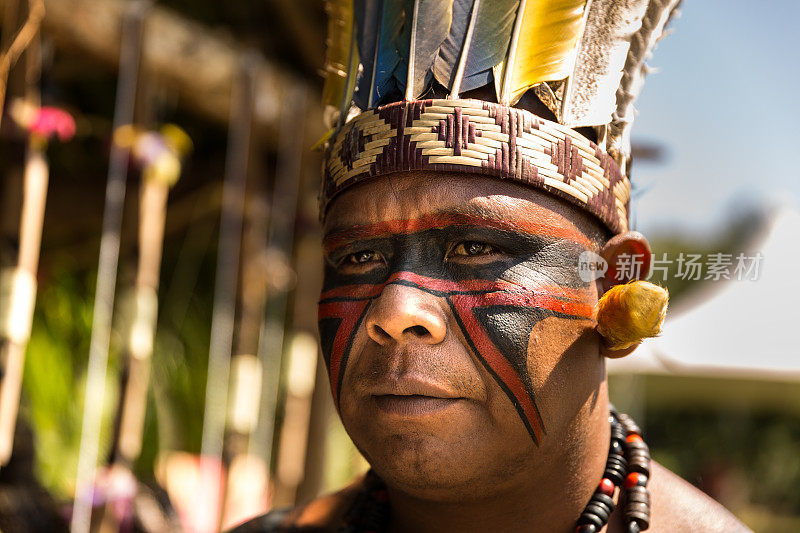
[{"x1": 595, "y1": 281, "x2": 669, "y2": 352}]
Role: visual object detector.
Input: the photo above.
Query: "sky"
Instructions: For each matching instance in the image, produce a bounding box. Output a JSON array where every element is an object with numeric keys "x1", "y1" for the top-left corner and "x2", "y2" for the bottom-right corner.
[{"x1": 628, "y1": 0, "x2": 800, "y2": 234}]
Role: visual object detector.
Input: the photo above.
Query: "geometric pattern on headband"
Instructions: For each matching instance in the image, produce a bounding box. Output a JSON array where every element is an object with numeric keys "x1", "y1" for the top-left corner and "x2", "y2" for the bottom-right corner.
[{"x1": 322, "y1": 99, "x2": 630, "y2": 234}]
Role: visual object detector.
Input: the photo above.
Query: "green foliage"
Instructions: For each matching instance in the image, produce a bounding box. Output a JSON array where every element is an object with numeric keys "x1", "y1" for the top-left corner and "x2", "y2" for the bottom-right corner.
[
  {"x1": 645, "y1": 407, "x2": 800, "y2": 515},
  {"x1": 146, "y1": 226, "x2": 219, "y2": 456},
  {"x1": 149, "y1": 314, "x2": 210, "y2": 455},
  {"x1": 21, "y1": 234, "x2": 220, "y2": 495},
  {"x1": 22, "y1": 270, "x2": 120, "y2": 500}
]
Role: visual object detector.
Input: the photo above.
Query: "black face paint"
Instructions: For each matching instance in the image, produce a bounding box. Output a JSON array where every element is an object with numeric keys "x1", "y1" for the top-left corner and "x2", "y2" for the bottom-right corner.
[{"x1": 319, "y1": 214, "x2": 594, "y2": 443}]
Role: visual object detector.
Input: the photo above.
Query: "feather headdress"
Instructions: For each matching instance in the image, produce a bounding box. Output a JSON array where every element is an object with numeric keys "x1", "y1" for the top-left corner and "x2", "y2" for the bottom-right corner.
[{"x1": 320, "y1": 0, "x2": 681, "y2": 232}]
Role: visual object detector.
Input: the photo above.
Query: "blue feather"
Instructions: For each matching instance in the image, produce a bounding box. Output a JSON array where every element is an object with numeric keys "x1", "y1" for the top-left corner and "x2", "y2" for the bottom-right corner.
[{"x1": 353, "y1": 0, "x2": 406, "y2": 108}]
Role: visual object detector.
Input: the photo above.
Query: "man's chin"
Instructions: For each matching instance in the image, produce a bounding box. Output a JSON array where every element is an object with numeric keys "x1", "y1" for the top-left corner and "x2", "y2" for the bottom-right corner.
[
  {"x1": 367, "y1": 437, "x2": 487, "y2": 499},
  {"x1": 349, "y1": 425, "x2": 524, "y2": 502},
  {"x1": 340, "y1": 393, "x2": 537, "y2": 499}
]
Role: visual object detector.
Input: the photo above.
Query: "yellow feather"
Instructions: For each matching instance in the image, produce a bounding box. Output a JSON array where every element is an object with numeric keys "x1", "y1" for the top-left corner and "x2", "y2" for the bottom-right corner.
[
  {"x1": 501, "y1": 0, "x2": 588, "y2": 105},
  {"x1": 322, "y1": 0, "x2": 356, "y2": 111},
  {"x1": 595, "y1": 280, "x2": 669, "y2": 351}
]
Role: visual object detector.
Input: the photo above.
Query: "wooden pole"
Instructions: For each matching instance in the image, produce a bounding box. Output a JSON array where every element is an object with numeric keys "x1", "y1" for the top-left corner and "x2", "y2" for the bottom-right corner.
[
  {"x1": 0, "y1": 21, "x2": 45, "y2": 466},
  {"x1": 95, "y1": 160, "x2": 176, "y2": 533},
  {"x1": 0, "y1": 140, "x2": 47, "y2": 466},
  {"x1": 116, "y1": 172, "x2": 170, "y2": 467},
  {"x1": 248, "y1": 86, "x2": 307, "y2": 509},
  {"x1": 70, "y1": 2, "x2": 149, "y2": 532},
  {"x1": 272, "y1": 331, "x2": 317, "y2": 507},
  {"x1": 294, "y1": 236, "x2": 328, "y2": 504},
  {"x1": 221, "y1": 168, "x2": 270, "y2": 528},
  {"x1": 194, "y1": 54, "x2": 255, "y2": 533}
]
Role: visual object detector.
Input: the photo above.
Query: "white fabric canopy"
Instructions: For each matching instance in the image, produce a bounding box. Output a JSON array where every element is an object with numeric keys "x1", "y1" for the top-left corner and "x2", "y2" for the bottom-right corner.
[{"x1": 609, "y1": 206, "x2": 800, "y2": 380}]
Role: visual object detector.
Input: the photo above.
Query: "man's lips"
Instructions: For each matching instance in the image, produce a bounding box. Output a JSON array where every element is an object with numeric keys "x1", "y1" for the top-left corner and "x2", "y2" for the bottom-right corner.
[
  {"x1": 368, "y1": 375, "x2": 463, "y2": 399},
  {"x1": 369, "y1": 376, "x2": 466, "y2": 416},
  {"x1": 372, "y1": 394, "x2": 462, "y2": 416}
]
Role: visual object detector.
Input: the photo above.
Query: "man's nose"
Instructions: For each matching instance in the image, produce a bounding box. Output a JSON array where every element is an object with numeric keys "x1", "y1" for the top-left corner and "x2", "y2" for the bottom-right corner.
[{"x1": 365, "y1": 283, "x2": 447, "y2": 345}]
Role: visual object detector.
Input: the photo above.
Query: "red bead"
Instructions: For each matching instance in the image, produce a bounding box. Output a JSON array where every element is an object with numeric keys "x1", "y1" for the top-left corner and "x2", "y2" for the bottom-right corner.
[
  {"x1": 626, "y1": 433, "x2": 643, "y2": 443},
  {"x1": 598, "y1": 477, "x2": 615, "y2": 496},
  {"x1": 625, "y1": 472, "x2": 640, "y2": 489}
]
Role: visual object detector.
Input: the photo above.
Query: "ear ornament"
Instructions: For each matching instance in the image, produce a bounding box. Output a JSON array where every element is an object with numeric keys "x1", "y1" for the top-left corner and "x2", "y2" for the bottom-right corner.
[{"x1": 595, "y1": 280, "x2": 668, "y2": 357}]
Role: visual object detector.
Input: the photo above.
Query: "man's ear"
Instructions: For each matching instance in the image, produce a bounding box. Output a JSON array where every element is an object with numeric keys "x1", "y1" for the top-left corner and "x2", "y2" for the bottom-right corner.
[{"x1": 599, "y1": 231, "x2": 652, "y2": 292}]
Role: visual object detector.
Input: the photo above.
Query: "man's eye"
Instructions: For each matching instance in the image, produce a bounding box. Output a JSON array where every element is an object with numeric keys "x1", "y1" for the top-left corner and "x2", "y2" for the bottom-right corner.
[
  {"x1": 450, "y1": 241, "x2": 499, "y2": 257},
  {"x1": 343, "y1": 250, "x2": 380, "y2": 265}
]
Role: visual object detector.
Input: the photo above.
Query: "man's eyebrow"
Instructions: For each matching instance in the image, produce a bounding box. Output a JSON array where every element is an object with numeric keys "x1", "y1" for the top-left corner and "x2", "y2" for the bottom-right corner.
[{"x1": 322, "y1": 209, "x2": 594, "y2": 253}]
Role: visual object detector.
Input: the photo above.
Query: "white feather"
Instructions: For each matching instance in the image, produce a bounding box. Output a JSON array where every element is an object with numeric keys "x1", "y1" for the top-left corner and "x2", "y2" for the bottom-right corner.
[
  {"x1": 609, "y1": 0, "x2": 682, "y2": 163},
  {"x1": 562, "y1": 0, "x2": 650, "y2": 127}
]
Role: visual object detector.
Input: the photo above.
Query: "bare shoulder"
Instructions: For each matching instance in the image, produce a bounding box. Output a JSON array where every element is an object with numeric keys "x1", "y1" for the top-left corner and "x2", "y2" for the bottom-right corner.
[
  {"x1": 227, "y1": 475, "x2": 366, "y2": 533},
  {"x1": 646, "y1": 460, "x2": 751, "y2": 533}
]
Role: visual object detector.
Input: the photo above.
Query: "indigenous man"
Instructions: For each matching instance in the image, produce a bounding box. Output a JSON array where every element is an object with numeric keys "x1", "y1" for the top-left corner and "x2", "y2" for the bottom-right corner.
[{"x1": 236, "y1": 0, "x2": 749, "y2": 531}]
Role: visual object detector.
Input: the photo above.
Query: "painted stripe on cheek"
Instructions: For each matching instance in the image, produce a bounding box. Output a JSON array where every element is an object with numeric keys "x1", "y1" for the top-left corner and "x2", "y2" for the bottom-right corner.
[
  {"x1": 449, "y1": 294, "x2": 545, "y2": 443},
  {"x1": 318, "y1": 299, "x2": 370, "y2": 408},
  {"x1": 318, "y1": 271, "x2": 594, "y2": 443}
]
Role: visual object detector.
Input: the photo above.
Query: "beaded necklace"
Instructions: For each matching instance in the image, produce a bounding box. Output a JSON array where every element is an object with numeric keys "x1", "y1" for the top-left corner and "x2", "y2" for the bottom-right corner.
[{"x1": 339, "y1": 409, "x2": 651, "y2": 533}]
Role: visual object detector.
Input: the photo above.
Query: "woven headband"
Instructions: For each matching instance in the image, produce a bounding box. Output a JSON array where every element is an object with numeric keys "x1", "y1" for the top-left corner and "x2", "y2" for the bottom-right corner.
[{"x1": 322, "y1": 98, "x2": 630, "y2": 234}]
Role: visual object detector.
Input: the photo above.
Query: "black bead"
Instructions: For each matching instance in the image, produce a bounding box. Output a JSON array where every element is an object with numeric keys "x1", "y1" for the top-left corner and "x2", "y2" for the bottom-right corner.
[
  {"x1": 610, "y1": 439, "x2": 624, "y2": 456},
  {"x1": 627, "y1": 461, "x2": 650, "y2": 476},
  {"x1": 624, "y1": 498, "x2": 651, "y2": 530},
  {"x1": 578, "y1": 511, "x2": 604, "y2": 529},
  {"x1": 625, "y1": 486, "x2": 649, "y2": 502},
  {"x1": 625, "y1": 502, "x2": 650, "y2": 514},
  {"x1": 627, "y1": 522, "x2": 642, "y2": 533},
  {"x1": 604, "y1": 455, "x2": 628, "y2": 485},
  {"x1": 626, "y1": 514, "x2": 650, "y2": 530},
  {"x1": 592, "y1": 493, "x2": 614, "y2": 509},
  {"x1": 592, "y1": 496, "x2": 613, "y2": 511},
  {"x1": 584, "y1": 503, "x2": 611, "y2": 522},
  {"x1": 618, "y1": 413, "x2": 642, "y2": 435}
]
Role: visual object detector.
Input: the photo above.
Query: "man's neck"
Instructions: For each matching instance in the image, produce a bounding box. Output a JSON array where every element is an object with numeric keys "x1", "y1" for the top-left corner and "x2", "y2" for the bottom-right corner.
[{"x1": 384, "y1": 402, "x2": 611, "y2": 533}]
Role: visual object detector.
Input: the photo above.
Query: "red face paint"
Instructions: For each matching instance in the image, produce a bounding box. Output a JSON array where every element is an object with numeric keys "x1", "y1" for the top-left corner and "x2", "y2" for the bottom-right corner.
[{"x1": 319, "y1": 216, "x2": 595, "y2": 444}]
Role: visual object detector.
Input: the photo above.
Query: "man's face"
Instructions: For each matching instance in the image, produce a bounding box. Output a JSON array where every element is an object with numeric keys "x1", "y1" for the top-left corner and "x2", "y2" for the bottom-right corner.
[{"x1": 319, "y1": 172, "x2": 608, "y2": 500}]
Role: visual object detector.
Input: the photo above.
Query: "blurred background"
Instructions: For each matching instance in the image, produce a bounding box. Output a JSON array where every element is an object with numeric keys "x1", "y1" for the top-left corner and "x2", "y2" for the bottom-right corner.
[{"x1": 0, "y1": 0, "x2": 797, "y2": 532}]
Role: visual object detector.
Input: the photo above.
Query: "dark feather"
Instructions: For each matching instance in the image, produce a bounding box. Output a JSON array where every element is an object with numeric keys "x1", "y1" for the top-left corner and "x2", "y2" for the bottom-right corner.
[
  {"x1": 405, "y1": 0, "x2": 453, "y2": 99},
  {"x1": 434, "y1": 0, "x2": 519, "y2": 94},
  {"x1": 375, "y1": 0, "x2": 406, "y2": 103},
  {"x1": 352, "y1": 0, "x2": 379, "y2": 108},
  {"x1": 353, "y1": 0, "x2": 405, "y2": 108}
]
